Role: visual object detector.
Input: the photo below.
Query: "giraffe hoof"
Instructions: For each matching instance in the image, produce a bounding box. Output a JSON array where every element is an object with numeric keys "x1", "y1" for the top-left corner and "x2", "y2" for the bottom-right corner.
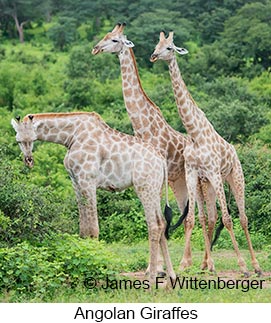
[
  {"x1": 255, "y1": 269, "x2": 263, "y2": 277},
  {"x1": 157, "y1": 271, "x2": 166, "y2": 278},
  {"x1": 243, "y1": 272, "x2": 250, "y2": 278}
]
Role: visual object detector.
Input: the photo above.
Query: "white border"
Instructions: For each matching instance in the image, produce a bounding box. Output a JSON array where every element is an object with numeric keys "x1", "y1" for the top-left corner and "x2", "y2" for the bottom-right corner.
[{"x1": 1, "y1": 303, "x2": 270, "y2": 323}]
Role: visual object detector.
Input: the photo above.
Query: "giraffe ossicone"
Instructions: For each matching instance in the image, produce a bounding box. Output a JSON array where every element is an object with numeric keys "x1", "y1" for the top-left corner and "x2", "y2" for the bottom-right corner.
[{"x1": 11, "y1": 112, "x2": 176, "y2": 284}]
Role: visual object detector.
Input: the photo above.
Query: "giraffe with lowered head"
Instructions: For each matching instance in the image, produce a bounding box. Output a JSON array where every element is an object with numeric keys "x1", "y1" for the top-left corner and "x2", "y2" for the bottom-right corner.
[
  {"x1": 150, "y1": 31, "x2": 262, "y2": 275},
  {"x1": 11, "y1": 112, "x2": 176, "y2": 283},
  {"x1": 92, "y1": 23, "x2": 217, "y2": 272}
]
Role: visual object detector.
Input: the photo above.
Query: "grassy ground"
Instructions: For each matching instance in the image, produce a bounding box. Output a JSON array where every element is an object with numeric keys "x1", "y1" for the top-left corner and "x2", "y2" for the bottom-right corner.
[
  {"x1": 58, "y1": 242, "x2": 271, "y2": 303},
  {"x1": 2, "y1": 240, "x2": 269, "y2": 303}
]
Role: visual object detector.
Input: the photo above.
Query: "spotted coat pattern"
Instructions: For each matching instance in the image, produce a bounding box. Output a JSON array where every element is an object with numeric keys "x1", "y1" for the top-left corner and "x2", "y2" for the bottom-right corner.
[
  {"x1": 11, "y1": 112, "x2": 176, "y2": 283},
  {"x1": 150, "y1": 31, "x2": 261, "y2": 275}
]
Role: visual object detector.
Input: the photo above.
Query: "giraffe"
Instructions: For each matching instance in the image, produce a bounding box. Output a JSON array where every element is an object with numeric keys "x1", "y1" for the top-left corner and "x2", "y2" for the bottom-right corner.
[
  {"x1": 150, "y1": 31, "x2": 262, "y2": 275},
  {"x1": 92, "y1": 23, "x2": 193, "y2": 272},
  {"x1": 11, "y1": 112, "x2": 176, "y2": 283},
  {"x1": 92, "y1": 23, "x2": 188, "y2": 216}
]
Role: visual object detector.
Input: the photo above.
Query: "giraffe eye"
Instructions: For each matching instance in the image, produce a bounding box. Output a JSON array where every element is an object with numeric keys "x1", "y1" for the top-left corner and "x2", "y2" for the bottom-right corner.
[
  {"x1": 112, "y1": 39, "x2": 119, "y2": 43},
  {"x1": 167, "y1": 47, "x2": 173, "y2": 51}
]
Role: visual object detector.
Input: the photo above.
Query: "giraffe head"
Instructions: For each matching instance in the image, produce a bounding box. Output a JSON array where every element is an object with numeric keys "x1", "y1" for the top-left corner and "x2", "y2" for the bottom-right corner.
[
  {"x1": 11, "y1": 115, "x2": 37, "y2": 168},
  {"x1": 92, "y1": 22, "x2": 134, "y2": 55},
  {"x1": 150, "y1": 31, "x2": 188, "y2": 63}
]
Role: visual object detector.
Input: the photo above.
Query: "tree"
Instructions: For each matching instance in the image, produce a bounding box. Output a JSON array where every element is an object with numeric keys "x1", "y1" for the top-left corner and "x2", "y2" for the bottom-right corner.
[
  {"x1": 198, "y1": 7, "x2": 231, "y2": 43},
  {"x1": 128, "y1": 9, "x2": 196, "y2": 67},
  {"x1": 220, "y1": 1, "x2": 271, "y2": 74},
  {"x1": 47, "y1": 17, "x2": 78, "y2": 51},
  {"x1": 0, "y1": 0, "x2": 50, "y2": 42}
]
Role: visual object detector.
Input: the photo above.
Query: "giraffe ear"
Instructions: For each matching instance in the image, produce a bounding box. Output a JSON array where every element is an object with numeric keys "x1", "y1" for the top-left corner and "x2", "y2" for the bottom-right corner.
[
  {"x1": 11, "y1": 119, "x2": 19, "y2": 131},
  {"x1": 174, "y1": 46, "x2": 188, "y2": 55},
  {"x1": 124, "y1": 39, "x2": 134, "y2": 48}
]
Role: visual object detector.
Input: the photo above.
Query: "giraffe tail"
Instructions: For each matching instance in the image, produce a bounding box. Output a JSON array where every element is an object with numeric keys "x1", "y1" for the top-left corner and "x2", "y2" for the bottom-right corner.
[
  {"x1": 211, "y1": 186, "x2": 232, "y2": 250},
  {"x1": 170, "y1": 200, "x2": 189, "y2": 231},
  {"x1": 163, "y1": 160, "x2": 172, "y2": 240}
]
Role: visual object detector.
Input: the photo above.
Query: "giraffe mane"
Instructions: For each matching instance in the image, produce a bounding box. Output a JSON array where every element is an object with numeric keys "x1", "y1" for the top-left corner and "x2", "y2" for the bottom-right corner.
[
  {"x1": 22, "y1": 112, "x2": 104, "y2": 123},
  {"x1": 128, "y1": 48, "x2": 167, "y2": 119}
]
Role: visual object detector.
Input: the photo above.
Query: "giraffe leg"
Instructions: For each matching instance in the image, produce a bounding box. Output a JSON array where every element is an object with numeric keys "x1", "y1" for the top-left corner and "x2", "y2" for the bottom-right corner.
[
  {"x1": 227, "y1": 164, "x2": 262, "y2": 275},
  {"x1": 210, "y1": 174, "x2": 249, "y2": 275},
  {"x1": 134, "y1": 185, "x2": 160, "y2": 283},
  {"x1": 146, "y1": 175, "x2": 188, "y2": 276},
  {"x1": 201, "y1": 182, "x2": 217, "y2": 271},
  {"x1": 135, "y1": 184, "x2": 175, "y2": 284},
  {"x1": 147, "y1": 221, "x2": 160, "y2": 284},
  {"x1": 159, "y1": 222, "x2": 176, "y2": 281},
  {"x1": 179, "y1": 166, "x2": 196, "y2": 271},
  {"x1": 70, "y1": 176, "x2": 99, "y2": 238},
  {"x1": 205, "y1": 183, "x2": 218, "y2": 246},
  {"x1": 197, "y1": 182, "x2": 215, "y2": 272},
  {"x1": 146, "y1": 175, "x2": 187, "y2": 274},
  {"x1": 145, "y1": 249, "x2": 165, "y2": 277},
  {"x1": 148, "y1": 213, "x2": 176, "y2": 285}
]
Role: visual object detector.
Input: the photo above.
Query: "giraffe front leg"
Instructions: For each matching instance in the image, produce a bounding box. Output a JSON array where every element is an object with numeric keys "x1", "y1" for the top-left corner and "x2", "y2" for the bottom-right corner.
[
  {"x1": 146, "y1": 248, "x2": 165, "y2": 277},
  {"x1": 200, "y1": 181, "x2": 216, "y2": 271},
  {"x1": 65, "y1": 154, "x2": 100, "y2": 239},
  {"x1": 71, "y1": 176, "x2": 99, "y2": 238},
  {"x1": 78, "y1": 188, "x2": 99, "y2": 239},
  {"x1": 197, "y1": 182, "x2": 215, "y2": 272}
]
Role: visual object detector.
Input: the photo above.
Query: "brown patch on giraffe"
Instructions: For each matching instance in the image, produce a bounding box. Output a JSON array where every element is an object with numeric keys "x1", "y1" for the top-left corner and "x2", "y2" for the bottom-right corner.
[{"x1": 124, "y1": 88, "x2": 132, "y2": 97}]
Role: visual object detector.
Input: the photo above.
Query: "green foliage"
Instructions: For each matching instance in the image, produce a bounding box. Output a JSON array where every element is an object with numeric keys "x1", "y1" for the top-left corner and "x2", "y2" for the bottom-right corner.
[
  {"x1": 198, "y1": 7, "x2": 231, "y2": 43},
  {"x1": 254, "y1": 113, "x2": 271, "y2": 145},
  {"x1": 0, "y1": 234, "x2": 118, "y2": 301},
  {"x1": 221, "y1": 2, "x2": 271, "y2": 71},
  {"x1": 47, "y1": 17, "x2": 78, "y2": 51},
  {"x1": 129, "y1": 10, "x2": 197, "y2": 67},
  {"x1": 0, "y1": 1, "x2": 271, "y2": 296},
  {"x1": 97, "y1": 189, "x2": 148, "y2": 242},
  {"x1": 0, "y1": 147, "x2": 77, "y2": 246},
  {"x1": 238, "y1": 143, "x2": 271, "y2": 238}
]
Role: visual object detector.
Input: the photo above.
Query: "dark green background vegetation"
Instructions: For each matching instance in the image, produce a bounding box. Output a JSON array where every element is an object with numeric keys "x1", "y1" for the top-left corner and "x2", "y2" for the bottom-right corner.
[{"x1": 0, "y1": 0, "x2": 270, "y2": 301}]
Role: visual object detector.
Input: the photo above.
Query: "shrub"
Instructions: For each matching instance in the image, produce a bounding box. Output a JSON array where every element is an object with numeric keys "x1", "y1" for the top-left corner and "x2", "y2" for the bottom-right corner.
[
  {"x1": 0, "y1": 152, "x2": 77, "y2": 246},
  {"x1": 0, "y1": 234, "x2": 118, "y2": 301},
  {"x1": 97, "y1": 189, "x2": 148, "y2": 243}
]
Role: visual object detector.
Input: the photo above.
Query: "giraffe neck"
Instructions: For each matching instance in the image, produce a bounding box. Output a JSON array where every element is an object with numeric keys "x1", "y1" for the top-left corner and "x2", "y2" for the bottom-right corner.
[
  {"x1": 118, "y1": 48, "x2": 168, "y2": 138},
  {"x1": 27, "y1": 112, "x2": 101, "y2": 148},
  {"x1": 168, "y1": 56, "x2": 212, "y2": 140}
]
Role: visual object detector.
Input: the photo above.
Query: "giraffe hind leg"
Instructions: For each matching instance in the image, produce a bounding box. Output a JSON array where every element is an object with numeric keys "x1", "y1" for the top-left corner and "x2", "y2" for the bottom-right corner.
[
  {"x1": 179, "y1": 166, "x2": 197, "y2": 271},
  {"x1": 227, "y1": 167, "x2": 262, "y2": 275},
  {"x1": 210, "y1": 175, "x2": 249, "y2": 276}
]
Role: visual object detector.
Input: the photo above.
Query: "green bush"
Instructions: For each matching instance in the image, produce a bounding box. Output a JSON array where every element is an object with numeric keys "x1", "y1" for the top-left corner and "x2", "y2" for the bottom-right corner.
[
  {"x1": 238, "y1": 143, "x2": 271, "y2": 239},
  {"x1": 47, "y1": 17, "x2": 78, "y2": 51},
  {"x1": 0, "y1": 234, "x2": 118, "y2": 301},
  {"x1": 0, "y1": 152, "x2": 77, "y2": 246},
  {"x1": 97, "y1": 189, "x2": 148, "y2": 242}
]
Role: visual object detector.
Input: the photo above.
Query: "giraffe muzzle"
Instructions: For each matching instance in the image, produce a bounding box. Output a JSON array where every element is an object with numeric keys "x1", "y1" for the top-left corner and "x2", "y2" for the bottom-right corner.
[
  {"x1": 92, "y1": 46, "x2": 102, "y2": 55},
  {"x1": 24, "y1": 156, "x2": 34, "y2": 168},
  {"x1": 150, "y1": 54, "x2": 158, "y2": 63}
]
